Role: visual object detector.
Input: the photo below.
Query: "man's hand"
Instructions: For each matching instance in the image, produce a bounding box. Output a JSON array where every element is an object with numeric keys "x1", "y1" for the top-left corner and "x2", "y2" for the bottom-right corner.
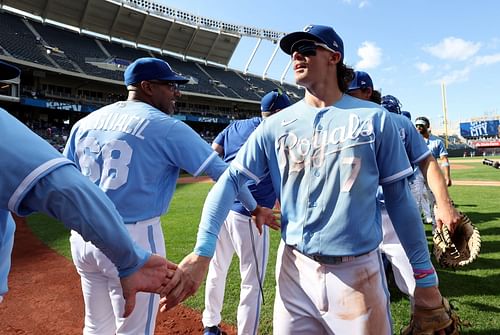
[
  {"x1": 445, "y1": 177, "x2": 452, "y2": 187},
  {"x1": 159, "y1": 253, "x2": 211, "y2": 312},
  {"x1": 434, "y1": 201, "x2": 461, "y2": 234},
  {"x1": 120, "y1": 254, "x2": 177, "y2": 317},
  {"x1": 251, "y1": 205, "x2": 280, "y2": 234}
]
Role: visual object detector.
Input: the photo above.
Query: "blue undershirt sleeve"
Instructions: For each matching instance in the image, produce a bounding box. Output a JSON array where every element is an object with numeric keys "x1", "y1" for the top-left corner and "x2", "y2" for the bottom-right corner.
[
  {"x1": 203, "y1": 155, "x2": 257, "y2": 212},
  {"x1": 19, "y1": 165, "x2": 150, "y2": 278},
  {"x1": 194, "y1": 166, "x2": 250, "y2": 257},
  {"x1": 382, "y1": 178, "x2": 437, "y2": 287}
]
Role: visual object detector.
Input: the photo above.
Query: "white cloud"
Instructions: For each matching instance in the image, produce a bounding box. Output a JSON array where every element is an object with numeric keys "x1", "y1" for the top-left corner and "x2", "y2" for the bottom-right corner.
[
  {"x1": 358, "y1": 1, "x2": 370, "y2": 8},
  {"x1": 355, "y1": 41, "x2": 382, "y2": 69},
  {"x1": 341, "y1": 0, "x2": 370, "y2": 8},
  {"x1": 474, "y1": 53, "x2": 500, "y2": 66},
  {"x1": 423, "y1": 37, "x2": 481, "y2": 61},
  {"x1": 432, "y1": 67, "x2": 471, "y2": 85},
  {"x1": 415, "y1": 62, "x2": 432, "y2": 73}
]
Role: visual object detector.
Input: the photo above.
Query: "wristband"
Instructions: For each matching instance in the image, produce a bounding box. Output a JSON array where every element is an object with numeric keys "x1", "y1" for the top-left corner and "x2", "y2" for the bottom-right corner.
[
  {"x1": 441, "y1": 162, "x2": 450, "y2": 167},
  {"x1": 413, "y1": 267, "x2": 438, "y2": 287}
]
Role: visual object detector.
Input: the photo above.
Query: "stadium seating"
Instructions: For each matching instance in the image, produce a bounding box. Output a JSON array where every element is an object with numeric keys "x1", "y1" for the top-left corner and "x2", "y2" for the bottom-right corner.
[
  {"x1": 0, "y1": 13, "x2": 52, "y2": 66},
  {"x1": 0, "y1": 11, "x2": 304, "y2": 109}
]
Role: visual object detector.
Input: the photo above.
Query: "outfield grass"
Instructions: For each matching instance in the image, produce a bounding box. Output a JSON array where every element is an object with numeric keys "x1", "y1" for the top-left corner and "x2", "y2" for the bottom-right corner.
[{"x1": 27, "y1": 158, "x2": 500, "y2": 334}]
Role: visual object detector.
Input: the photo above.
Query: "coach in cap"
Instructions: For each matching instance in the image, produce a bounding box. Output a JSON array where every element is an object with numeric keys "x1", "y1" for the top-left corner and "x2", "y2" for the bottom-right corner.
[
  {"x1": 63, "y1": 57, "x2": 267, "y2": 334},
  {"x1": 0, "y1": 59, "x2": 175, "y2": 310}
]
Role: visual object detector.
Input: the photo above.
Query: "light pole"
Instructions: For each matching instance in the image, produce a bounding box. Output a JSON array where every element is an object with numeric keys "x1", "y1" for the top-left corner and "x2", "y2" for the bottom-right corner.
[{"x1": 441, "y1": 82, "x2": 449, "y2": 149}]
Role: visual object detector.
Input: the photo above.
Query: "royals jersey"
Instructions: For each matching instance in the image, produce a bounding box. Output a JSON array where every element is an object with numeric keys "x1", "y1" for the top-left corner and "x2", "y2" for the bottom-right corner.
[
  {"x1": 391, "y1": 113, "x2": 431, "y2": 165},
  {"x1": 425, "y1": 134, "x2": 448, "y2": 159},
  {"x1": 377, "y1": 112, "x2": 431, "y2": 203},
  {"x1": 214, "y1": 117, "x2": 276, "y2": 216},
  {"x1": 63, "y1": 100, "x2": 230, "y2": 223},
  {"x1": 197, "y1": 95, "x2": 416, "y2": 257}
]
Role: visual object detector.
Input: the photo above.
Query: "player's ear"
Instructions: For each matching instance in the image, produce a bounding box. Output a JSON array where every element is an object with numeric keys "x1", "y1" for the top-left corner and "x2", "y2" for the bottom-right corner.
[
  {"x1": 140, "y1": 81, "x2": 154, "y2": 96},
  {"x1": 329, "y1": 51, "x2": 342, "y2": 65}
]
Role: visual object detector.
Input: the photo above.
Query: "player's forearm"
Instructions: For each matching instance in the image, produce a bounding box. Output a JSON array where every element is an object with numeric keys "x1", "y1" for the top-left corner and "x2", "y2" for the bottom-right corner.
[
  {"x1": 382, "y1": 179, "x2": 437, "y2": 287},
  {"x1": 204, "y1": 156, "x2": 257, "y2": 212},
  {"x1": 194, "y1": 166, "x2": 247, "y2": 257},
  {"x1": 19, "y1": 165, "x2": 150, "y2": 277},
  {"x1": 421, "y1": 157, "x2": 452, "y2": 208}
]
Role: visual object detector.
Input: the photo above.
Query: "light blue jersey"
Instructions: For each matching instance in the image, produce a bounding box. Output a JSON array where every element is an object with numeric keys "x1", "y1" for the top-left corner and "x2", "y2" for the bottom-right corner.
[
  {"x1": 64, "y1": 100, "x2": 254, "y2": 223},
  {"x1": 214, "y1": 117, "x2": 276, "y2": 216},
  {"x1": 425, "y1": 134, "x2": 448, "y2": 159},
  {"x1": 0, "y1": 108, "x2": 150, "y2": 297},
  {"x1": 390, "y1": 113, "x2": 431, "y2": 165},
  {"x1": 196, "y1": 95, "x2": 416, "y2": 257}
]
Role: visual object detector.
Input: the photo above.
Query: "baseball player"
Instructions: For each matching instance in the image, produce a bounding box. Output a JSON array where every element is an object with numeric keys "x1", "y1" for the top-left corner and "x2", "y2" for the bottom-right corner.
[
  {"x1": 161, "y1": 25, "x2": 451, "y2": 334},
  {"x1": 202, "y1": 89, "x2": 291, "y2": 335},
  {"x1": 376, "y1": 93, "x2": 460, "y2": 300},
  {"x1": 0, "y1": 60, "x2": 174, "y2": 312},
  {"x1": 63, "y1": 58, "x2": 267, "y2": 335},
  {"x1": 414, "y1": 116, "x2": 452, "y2": 230},
  {"x1": 346, "y1": 70, "x2": 382, "y2": 104}
]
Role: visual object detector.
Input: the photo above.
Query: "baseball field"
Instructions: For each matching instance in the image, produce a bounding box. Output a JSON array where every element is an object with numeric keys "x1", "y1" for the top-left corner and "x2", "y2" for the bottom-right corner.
[{"x1": 2, "y1": 156, "x2": 499, "y2": 334}]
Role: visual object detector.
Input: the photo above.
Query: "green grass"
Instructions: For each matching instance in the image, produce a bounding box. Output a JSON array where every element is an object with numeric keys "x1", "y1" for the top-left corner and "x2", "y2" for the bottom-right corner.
[
  {"x1": 450, "y1": 156, "x2": 500, "y2": 181},
  {"x1": 26, "y1": 164, "x2": 500, "y2": 334}
]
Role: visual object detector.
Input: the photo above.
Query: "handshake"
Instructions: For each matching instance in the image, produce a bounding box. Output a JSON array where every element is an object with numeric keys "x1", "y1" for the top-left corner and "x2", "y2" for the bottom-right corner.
[{"x1": 482, "y1": 158, "x2": 500, "y2": 169}]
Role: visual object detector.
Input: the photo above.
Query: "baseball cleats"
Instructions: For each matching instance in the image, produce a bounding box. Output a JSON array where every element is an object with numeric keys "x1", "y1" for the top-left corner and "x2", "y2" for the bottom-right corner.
[{"x1": 203, "y1": 325, "x2": 227, "y2": 335}]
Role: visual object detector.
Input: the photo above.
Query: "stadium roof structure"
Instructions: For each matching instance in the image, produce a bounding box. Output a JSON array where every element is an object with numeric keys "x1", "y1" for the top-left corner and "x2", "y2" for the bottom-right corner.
[{"x1": 2, "y1": 0, "x2": 287, "y2": 68}]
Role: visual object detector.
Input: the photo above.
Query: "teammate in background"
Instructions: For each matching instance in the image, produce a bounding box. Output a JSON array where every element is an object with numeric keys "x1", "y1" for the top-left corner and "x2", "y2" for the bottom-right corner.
[
  {"x1": 0, "y1": 60, "x2": 175, "y2": 313},
  {"x1": 402, "y1": 110, "x2": 412, "y2": 120},
  {"x1": 346, "y1": 70, "x2": 382, "y2": 104},
  {"x1": 63, "y1": 57, "x2": 268, "y2": 335},
  {"x1": 415, "y1": 116, "x2": 452, "y2": 229},
  {"x1": 378, "y1": 94, "x2": 460, "y2": 299},
  {"x1": 161, "y1": 25, "x2": 452, "y2": 334},
  {"x1": 202, "y1": 89, "x2": 291, "y2": 335}
]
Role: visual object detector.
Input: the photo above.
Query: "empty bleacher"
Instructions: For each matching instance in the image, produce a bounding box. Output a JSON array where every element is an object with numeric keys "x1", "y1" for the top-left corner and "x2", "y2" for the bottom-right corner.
[
  {"x1": 0, "y1": 10, "x2": 303, "y2": 105},
  {"x1": 0, "y1": 12, "x2": 52, "y2": 66}
]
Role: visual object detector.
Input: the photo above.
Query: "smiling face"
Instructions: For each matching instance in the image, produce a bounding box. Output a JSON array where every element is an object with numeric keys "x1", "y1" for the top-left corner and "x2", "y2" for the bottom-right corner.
[
  {"x1": 146, "y1": 81, "x2": 181, "y2": 115},
  {"x1": 291, "y1": 40, "x2": 341, "y2": 89}
]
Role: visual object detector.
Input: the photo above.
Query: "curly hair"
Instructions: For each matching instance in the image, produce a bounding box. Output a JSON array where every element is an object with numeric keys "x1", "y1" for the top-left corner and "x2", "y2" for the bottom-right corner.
[{"x1": 337, "y1": 63, "x2": 355, "y2": 93}]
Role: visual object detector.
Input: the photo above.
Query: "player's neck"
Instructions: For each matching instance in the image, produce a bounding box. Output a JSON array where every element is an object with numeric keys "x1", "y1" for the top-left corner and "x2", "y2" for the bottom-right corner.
[{"x1": 304, "y1": 87, "x2": 343, "y2": 108}]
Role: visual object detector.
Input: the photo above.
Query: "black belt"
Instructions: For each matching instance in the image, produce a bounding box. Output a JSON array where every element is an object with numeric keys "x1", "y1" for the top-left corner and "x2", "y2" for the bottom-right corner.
[{"x1": 291, "y1": 246, "x2": 371, "y2": 265}]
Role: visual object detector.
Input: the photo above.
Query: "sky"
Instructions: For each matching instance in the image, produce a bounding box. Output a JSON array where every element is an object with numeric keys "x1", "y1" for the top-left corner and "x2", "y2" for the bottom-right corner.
[{"x1": 156, "y1": 0, "x2": 500, "y2": 132}]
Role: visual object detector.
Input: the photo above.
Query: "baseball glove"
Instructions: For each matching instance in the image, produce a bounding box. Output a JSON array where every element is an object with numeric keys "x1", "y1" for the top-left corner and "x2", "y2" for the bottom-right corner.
[
  {"x1": 401, "y1": 298, "x2": 463, "y2": 335},
  {"x1": 433, "y1": 211, "x2": 481, "y2": 268}
]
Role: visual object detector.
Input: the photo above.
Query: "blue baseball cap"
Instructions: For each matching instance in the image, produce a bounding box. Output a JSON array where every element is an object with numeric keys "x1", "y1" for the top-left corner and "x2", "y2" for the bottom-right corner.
[
  {"x1": 0, "y1": 60, "x2": 20, "y2": 80},
  {"x1": 261, "y1": 89, "x2": 292, "y2": 113},
  {"x1": 124, "y1": 57, "x2": 189, "y2": 86},
  {"x1": 401, "y1": 111, "x2": 411, "y2": 120},
  {"x1": 279, "y1": 24, "x2": 344, "y2": 61},
  {"x1": 348, "y1": 71, "x2": 373, "y2": 91}
]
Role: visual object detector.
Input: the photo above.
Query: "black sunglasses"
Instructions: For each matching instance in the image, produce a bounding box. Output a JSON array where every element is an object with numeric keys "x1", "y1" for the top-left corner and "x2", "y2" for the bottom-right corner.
[
  {"x1": 290, "y1": 40, "x2": 320, "y2": 57},
  {"x1": 148, "y1": 81, "x2": 179, "y2": 91}
]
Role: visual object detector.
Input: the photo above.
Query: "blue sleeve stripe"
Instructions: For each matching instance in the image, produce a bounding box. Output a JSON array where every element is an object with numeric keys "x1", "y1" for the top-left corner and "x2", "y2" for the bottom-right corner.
[
  {"x1": 193, "y1": 151, "x2": 219, "y2": 177},
  {"x1": 379, "y1": 166, "x2": 413, "y2": 185},
  {"x1": 8, "y1": 157, "x2": 72, "y2": 212},
  {"x1": 232, "y1": 161, "x2": 261, "y2": 184},
  {"x1": 411, "y1": 151, "x2": 431, "y2": 165}
]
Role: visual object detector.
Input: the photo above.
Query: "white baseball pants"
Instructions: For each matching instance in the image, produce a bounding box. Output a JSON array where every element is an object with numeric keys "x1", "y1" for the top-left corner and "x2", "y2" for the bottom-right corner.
[
  {"x1": 379, "y1": 208, "x2": 415, "y2": 300},
  {"x1": 273, "y1": 241, "x2": 392, "y2": 335},
  {"x1": 202, "y1": 210, "x2": 269, "y2": 335},
  {"x1": 70, "y1": 217, "x2": 165, "y2": 335}
]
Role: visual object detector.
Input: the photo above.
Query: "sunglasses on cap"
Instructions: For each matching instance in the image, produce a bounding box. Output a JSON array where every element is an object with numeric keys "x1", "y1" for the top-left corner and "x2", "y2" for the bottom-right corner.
[{"x1": 290, "y1": 40, "x2": 337, "y2": 57}]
